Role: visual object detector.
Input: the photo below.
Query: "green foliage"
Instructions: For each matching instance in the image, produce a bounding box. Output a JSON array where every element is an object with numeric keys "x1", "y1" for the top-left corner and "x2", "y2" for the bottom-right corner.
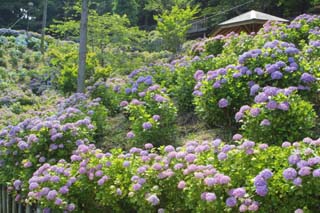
[
  {"x1": 125, "y1": 88, "x2": 177, "y2": 147},
  {"x1": 155, "y1": 5, "x2": 198, "y2": 52},
  {"x1": 240, "y1": 93, "x2": 317, "y2": 145},
  {"x1": 26, "y1": 139, "x2": 320, "y2": 212},
  {"x1": 112, "y1": 0, "x2": 139, "y2": 24},
  {"x1": 88, "y1": 81, "x2": 123, "y2": 116}
]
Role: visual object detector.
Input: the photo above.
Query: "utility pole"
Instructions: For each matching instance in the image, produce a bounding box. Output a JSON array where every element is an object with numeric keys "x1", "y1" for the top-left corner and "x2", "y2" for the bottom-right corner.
[
  {"x1": 77, "y1": 0, "x2": 88, "y2": 93},
  {"x1": 41, "y1": 0, "x2": 48, "y2": 54}
]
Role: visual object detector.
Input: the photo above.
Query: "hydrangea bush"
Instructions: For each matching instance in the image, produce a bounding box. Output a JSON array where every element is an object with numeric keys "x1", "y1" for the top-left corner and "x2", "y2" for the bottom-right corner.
[
  {"x1": 238, "y1": 88, "x2": 317, "y2": 145},
  {"x1": 123, "y1": 85, "x2": 177, "y2": 147},
  {"x1": 25, "y1": 137, "x2": 320, "y2": 212}
]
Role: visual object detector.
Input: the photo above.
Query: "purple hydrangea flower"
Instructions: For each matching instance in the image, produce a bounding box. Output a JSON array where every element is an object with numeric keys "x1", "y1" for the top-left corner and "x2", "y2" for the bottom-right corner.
[
  {"x1": 142, "y1": 122, "x2": 152, "y2": 130},
  {"x1": 46, "y1": 190, "x2": 58, "y2": 200},
  {"x1": 312, "y1": 169, "x2": 320, "y2": 177},
  {"x1": 203, "y1": 192, "x2": 217, "y2": 202},
  {"x1": 127, "y1": 131, "x2": 135, "y2": 139},
  {"x1": 120, "y1": 101, "x2": 128, "y2": 107},
  {"x1": 250, "y1": 108, "x2": 261, "y2": 117},
  {"x1": 282, "y1": 142, "x2": 291, "y2": 148},
  {"x1": 177, "y1": 181, "x2": 186, "y2": 189},
  {"x1": 260, "y1": 169, "x2": 273, "y2": 179},
  {"x1": 218, "y1": 152, "x2": 227, "y2": 161},
  {"x1": 254, "y1": 93, "x2": 268, "y2": 103},
  {"x1": 218, "y1": 98, "x2": 229, "y2": 108},
  {"x1": 250, "y1": 84, "x2": 260, "y2": 96},
  {"x1": 300, "y1": 73, "x2": 316, "y2": 84},
  {"x1": 152, "y1": 115, "x2": 160, "y2": 121},
  {"x1": 260, "y1": 119, "x2": 271, "y2": 126},
  {"x1": 146, "y1": 194, "x2": 160, "y2": 206},
  {"x1": 226, "y1": 197, "x2": 237, "y2": 207},
  {"x1": 194, "y1": 70, "x2": 204, "y2": 81},
  {"x1": 232, "y1": 188, "x2": 246, "y2": 198},
  {"x1": 266, "y1": 100, "x2": 278, "y2": 110},
  {"x1": 293, "y1": 177, "x2": 302, "y2": 186},
  {"x1": 271, "y1": 71, "x2": 283, "y2": 80},
  {"x1": 278, "y1": 102, "x2": 289, "y2": 111},
  {"x1": 232, "y1": 134, "x2": 243, "y2": 141},
  {"x1": 298, "y1": 167, "x2": 312, "y2": 176},
  {"x1": 288, "y1": 154, "x2": 300, "y2": 165},
  {"x1": 256, "y1": 185, "x2": 268, "y2": 196},
  {"x1": 283, "y1": 168, "x2": 297, "y2": 180}
]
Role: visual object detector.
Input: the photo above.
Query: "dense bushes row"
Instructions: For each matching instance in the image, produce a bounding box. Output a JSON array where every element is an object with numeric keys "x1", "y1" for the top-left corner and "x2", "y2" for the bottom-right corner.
[{"x1": 24, "y1": 137, "x2": 320, "y2": 212}]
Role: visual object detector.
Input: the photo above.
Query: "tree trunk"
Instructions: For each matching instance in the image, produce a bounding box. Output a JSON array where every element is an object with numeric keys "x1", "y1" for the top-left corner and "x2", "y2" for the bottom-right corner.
[
  {"x1": 77, "y1": 0, "x2": 89, "y2": 93},
  {"x1": 41, "y1": 0, "x2": 48, "y2": 54}
]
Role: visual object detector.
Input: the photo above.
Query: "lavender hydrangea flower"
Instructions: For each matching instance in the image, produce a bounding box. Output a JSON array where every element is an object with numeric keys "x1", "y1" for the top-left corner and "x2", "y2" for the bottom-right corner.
[
  {"x1": 218, "y1": 98, "x2": 228, "y2": 108},
  {"x1": 203, "y1": 192, "x2": 217, "y2": 202},
  {"x1": 260, "y1": 169, "x2": 273, "y2": 179},
  {"x1": 283, "y1": 168, "x2": 297, "y2": 180},
  {"x1": 288, "y1": 154, "x2": 300, "y2": 165},
  {"x1": 312, "y1": 169, "x2": 320, "y2": 177},
  {"x1": 300, "y1": 73, "x2": 316, "y2": 84},
  {"x1": 250, "y1": 84, "x2": 260, "y2": 96},
  {"x1": 226, "y1": 197, "x2": 237, "y2": 207},
  {"x1": 177, "y1": 181, "x2": 186, "y2": 189},
  {"x1": 146, "y1": 194, "x2": 160, "y2": 206},
  {"x1": 250, "y1": 108, "x2": 261, "y2": 117},
  {"x1": 232, "y1": 134, "x2": 243, "y2": 141},
  {"x1": 281, "y1": 142, "x2": 291, "y2": 148},
  {"x1": 194, "y1": 70, "x2": 204, "y2": 81},
  {"x1": 120, "y1": 101, "x2": 128, "y2": 107},
  {"x1": 293, "y1": 177, "x2": 302, "y2": 186},
  {"x1": 127, "y1": 131, "x2": 135, "y2": 139},
  {"x1": 271, "y1": 71, "x2": 283, "y2": 80},
  {"x1": 46, "y1": 190, "x2": 58, "y2": 200},
  {"x1": 152, "y1": 115, "x2": 160, "y2": 121},
  {"x1": 260, "y1": 119, "x2": 271, "y2": 126},
  {"x1": 256, "y1": 185, "x2": 268, "y2": 196},
  {"x1": 298, "y1": 167, "x2": 312, "y2": 176},
  {"x1": 232, "y1": 188, "x2": 246, "y2": 198},
  {"x1": 142, "y1": 122, "x2": 152, "y2": 130},
  {"x1": 218, "y1": 152, "x2": 227, "y2": 161}
]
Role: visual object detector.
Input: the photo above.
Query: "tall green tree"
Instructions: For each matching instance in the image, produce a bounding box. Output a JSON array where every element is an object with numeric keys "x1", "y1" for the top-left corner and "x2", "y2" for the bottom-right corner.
[
  {"x1": 155, "y1": 5, "x2": 198, "y2": 52},
  {"x1": 111, "y1": 0, "x2": 139, "y2": 24}
]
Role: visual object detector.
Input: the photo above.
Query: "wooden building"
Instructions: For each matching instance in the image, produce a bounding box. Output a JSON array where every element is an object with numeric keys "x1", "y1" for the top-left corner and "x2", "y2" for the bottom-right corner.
[{"x1": 210, "y1": 10, "x2": 288, "y2": 37}]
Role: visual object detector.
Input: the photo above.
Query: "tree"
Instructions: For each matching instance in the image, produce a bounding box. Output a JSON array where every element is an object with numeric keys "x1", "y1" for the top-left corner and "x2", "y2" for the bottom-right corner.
[
  {"x1": 155, "y1": 5, "x2": 198, "y2": 52},
  {"x1": 145, "y1": 0, "x2": 194, "y2": 13},
  {"x1": 111, "y1": 0, "x2": 139, "y2": 24},
  {"x1": 77, "y1": 0, "x2": 88, "y2": 93}
]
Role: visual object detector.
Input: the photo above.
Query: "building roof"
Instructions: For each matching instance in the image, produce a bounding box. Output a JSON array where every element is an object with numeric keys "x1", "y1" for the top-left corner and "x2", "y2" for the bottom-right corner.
[{"x1": 219, "y1": 10, "x2": 288, "y2": 26}]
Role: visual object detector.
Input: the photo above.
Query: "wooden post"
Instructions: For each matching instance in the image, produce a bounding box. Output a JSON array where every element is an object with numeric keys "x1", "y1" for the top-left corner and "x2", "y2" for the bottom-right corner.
[
  {"x1": 6, "y1": 191, "x2": 9, "y2": 213},
  {"x1": 18, "y1": 203, "x2": 22, "y2": 213},
  {"x1": 0, "y1": 185, "x2": 2, "y2": 213},
  {"x1": 26, "y1": 205, "x2": 31, "y2": 213},
  {"x1": 12, "y1": 197, "x2": 16, "y2": 213},
  {"x1": 37, "y1": 206, "x2": 42, "y2": 213},
  {"x1": 2, "y1": 186, "x2": 6, "y2": 213}
]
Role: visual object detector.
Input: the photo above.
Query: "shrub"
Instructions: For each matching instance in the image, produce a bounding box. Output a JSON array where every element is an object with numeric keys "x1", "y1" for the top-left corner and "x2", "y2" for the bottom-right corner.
[
  {"x1": 238, "y1": 89, "x2": 317, "y2": 145},
  {"x1": 204, "y1": 35, "x2": 225, "y2": 56},
  {"x1": 0, "y1": 58, "x2": 7, "y2": 68},
  {"x1": 194, "y1": 38, "x2": 318, "y2": 128},
  {"x1": 87, "y1": 81, "x2": 123, "y2": 116},
  {"x1": 0, "y1": 109, "x2": 95, "y2": 197},
  {"x1": 27, "y1": 137, "x2": 320, "y2": 212},
  {"x1": 124, "y1": 85, "x2": 177, "y2": 147}
]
